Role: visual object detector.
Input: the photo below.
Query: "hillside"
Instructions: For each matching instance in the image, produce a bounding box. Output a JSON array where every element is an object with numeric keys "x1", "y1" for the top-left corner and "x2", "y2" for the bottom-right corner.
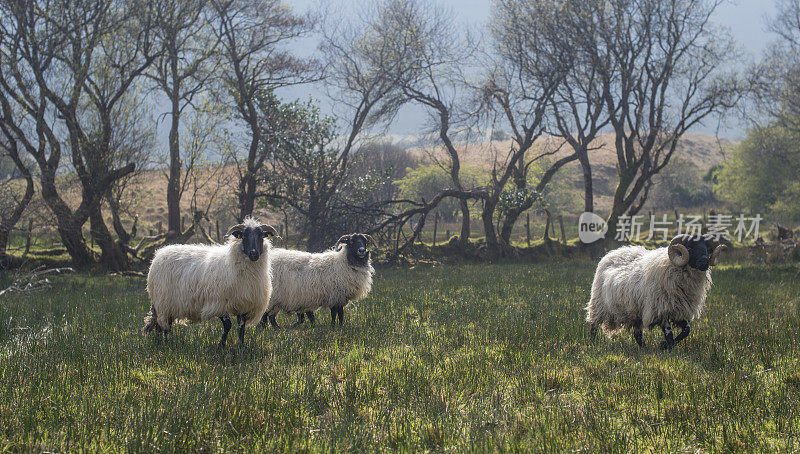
[
  {"x1": 409, "y1": 132, "x2": 734, "y2": 214},
  {"x1": 14, "y1": 132, "x2": 733, "y2": 241}
]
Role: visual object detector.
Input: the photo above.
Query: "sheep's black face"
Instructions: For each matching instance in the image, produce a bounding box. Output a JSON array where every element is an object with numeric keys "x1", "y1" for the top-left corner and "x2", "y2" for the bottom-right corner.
[
  {"x1": 684, "y1": 236, "x2": 711, "y2": 271},
  {"x1": 232, "y1": 227, "x2": 266, "y2": 262},
  {"x1": 340, "y1": 234, "x2": 370, "y2": 267}
]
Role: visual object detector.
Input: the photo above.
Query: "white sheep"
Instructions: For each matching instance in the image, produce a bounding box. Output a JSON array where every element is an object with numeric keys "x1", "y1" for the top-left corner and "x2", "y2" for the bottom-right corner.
[
  {"x1": 260, "y1": 234, "x2": 375, "y2": 327},
  {"x1": 585, "y1": 234, "x2": 726, "y2": 349},
  {"x1": 142, "y1": 217, "x2": 278, "y2": 347}
]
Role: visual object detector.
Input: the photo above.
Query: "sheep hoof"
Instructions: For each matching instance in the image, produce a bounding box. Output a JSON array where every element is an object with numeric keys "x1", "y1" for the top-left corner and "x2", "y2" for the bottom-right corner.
[{"x1": 659, "y1": 341, "x2": 674, "y2": 351}]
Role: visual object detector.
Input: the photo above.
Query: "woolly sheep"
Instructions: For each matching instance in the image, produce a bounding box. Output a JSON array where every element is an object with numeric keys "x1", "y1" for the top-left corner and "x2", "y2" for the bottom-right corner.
[
  {"x1": 142, "y1": 217, "x2": 278, "y2": 347},
  {"x1": 260, "y1": 233, "x2": 375, "y2": 328},
  {"x1": 585, "y1": 234, "x2": 727, "y2": 349}
]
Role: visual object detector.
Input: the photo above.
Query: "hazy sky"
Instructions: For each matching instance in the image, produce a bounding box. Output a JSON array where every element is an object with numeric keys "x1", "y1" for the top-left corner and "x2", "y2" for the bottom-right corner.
[{"x1": 278, "y1": 0, "x2": 779, "y2": 140}]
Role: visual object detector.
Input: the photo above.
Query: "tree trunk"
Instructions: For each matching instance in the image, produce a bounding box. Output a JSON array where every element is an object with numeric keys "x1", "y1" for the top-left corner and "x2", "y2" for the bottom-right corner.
[
  {"x1": 500, "y1": 206, "x2": 524, "y2": 247},
  {"x1": 39, "y1": 174, "x2": 94, "y2": 267},
  {"x1": 0, "y1": 134, "x2": 35, "y2": 266},
  {"x1": 605, "y1": 171, "x2": 635, "y2": 244},
  {"x1": 305, "y1": 202, "x2": 327, "y2": 252},
  {"x1": 0, "y1": 228, "x2": 9, "y2": 268},
  {"x1": 165, "y1": 97, "x2": 182, "y2": 244},
  {"x1": 577, "y1": 149, "x2": 593, "y2": 213},
  {"x1": 238, "y1": 120, "x2": 261, "y2": 221},
  {"x1": 56, "y1": 222, "x2": 94, "y2": 267},
  {"x1": 108, "y1": 196, "x2": 132, "y2": 246},
  {"x1": 481, "y1": 198, "x2": 501, "y2": 256},
  {"x1": 90, "y1": 206, "x2": 129, "y2": 271},
  {"x1": 238, "y1": 170, "x2": 257, "y2": 221},
  {"x1": 458, "y1": 199, "x2": 470, "y2": 247}
]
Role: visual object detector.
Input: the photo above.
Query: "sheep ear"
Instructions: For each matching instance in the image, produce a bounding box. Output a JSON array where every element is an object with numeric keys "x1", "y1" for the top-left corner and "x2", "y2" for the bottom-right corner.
[
  {"x1": 335, "y1": 235, "x2": 350, "y2": 251},
  {"x1": 260, "y1": 225, "x2": 278, "y2": 238},
  {"x1": 702, "y1": 233, "x2": 721, "y2": 250},
  {"x1": 363, "y1": 234, "x2": 377, "y2": 247},
  {"x1": 226, "y1": 224, "x2": 245, "y2": 239}
]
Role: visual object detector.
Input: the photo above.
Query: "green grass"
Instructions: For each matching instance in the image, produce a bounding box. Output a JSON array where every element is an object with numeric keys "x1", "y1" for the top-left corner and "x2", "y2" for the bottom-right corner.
[{"x1": 1, "y1": 262, "x2": 800, "y2": 451}]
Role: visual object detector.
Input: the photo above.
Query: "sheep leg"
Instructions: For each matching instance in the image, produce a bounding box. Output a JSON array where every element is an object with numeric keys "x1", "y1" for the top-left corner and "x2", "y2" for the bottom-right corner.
[
  {"x1": 259, "y1": 312, "x2": 280, "y2": 328},
  {"x1": 633, "y1": 327, "x2": 644, "y2": 348},
  {"x1": 237, "y1": 315, "x2": 247, "y2": 345},
  {"x1": 219, "y1": 316, "x2": 232, "y2": 347},
  {"x1": 659, "y1": 322, "x2": 675, "y2": 350},
  {"x1": 330, "y1": 306, "x2": 344, "y2": 327},
  {"x1": 590, "y1": 324, "x2": 598, "y2": 340},
  {"x1": 292, "y1": 313, "x2": 305, "y2": 327},
  {"x1": 165, "y1": 317, "x2": 174, "y2": 340},
  {"x1": 306, "y1": 312, "x2": 315, "y2": 325},
  {"x1": 672, "y1": 320, "x2": 691, "y2": 346}
]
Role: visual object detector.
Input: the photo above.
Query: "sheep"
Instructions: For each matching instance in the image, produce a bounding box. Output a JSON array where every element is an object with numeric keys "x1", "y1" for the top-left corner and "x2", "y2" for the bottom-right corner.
[
  {"x1": 585, "y1": 233, "x2": 727, "y2": 350},
  {"x1": 142, "y1": 217, "x2": 278, "y2": 347},
  {"x1": 260, "y1": 233, "x2": 375, "y2": 328}
]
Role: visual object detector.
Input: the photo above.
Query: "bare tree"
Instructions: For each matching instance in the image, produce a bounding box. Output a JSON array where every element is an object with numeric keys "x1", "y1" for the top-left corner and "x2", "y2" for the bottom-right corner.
[
  {"x1": 758, "y1": 0, "x2": 800, "y2": 132},
  {"x1": 536, "y1": 0, "x2": 610, "y2": 214},
  {"x1": 0, "y1": 115, "x2": 34, "y2": 267},
  {"x1": 482, "y1": 0, "x2": 577, "y2": 252},
  {"x1": 149, "y1": 0, "x2": 219, "y2": 243},
  {"x1": 584, "y1": 0, "x2": 743, "y2": 236},
  {"x1": 262, "y1": 0, "x2": 437, "y2": 250},
  {"x1": 0, "y1": 0, "x2": 159, "y2": 270},
  {"x1": 209, "y1": 0, "x2": 316, "y2": 221},
  {"x1": 371, "y1": 0, "x2": 477, "y2": 247}
]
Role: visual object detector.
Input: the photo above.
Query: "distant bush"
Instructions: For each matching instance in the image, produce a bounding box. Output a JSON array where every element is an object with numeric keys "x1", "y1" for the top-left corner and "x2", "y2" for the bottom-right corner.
[
  {"x1": 395, "y1": 165, "x2": 487, "y2": 222},
  {"x1": 714, "y1": 124, "x2": 800, "y2": 222},
  {"x1": 649, "y1": 157, "x2": 714, "y2": 209}
]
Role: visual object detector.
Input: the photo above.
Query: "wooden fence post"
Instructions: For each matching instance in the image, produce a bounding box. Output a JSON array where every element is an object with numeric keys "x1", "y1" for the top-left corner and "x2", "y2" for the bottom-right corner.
[
  {"x1": 526, "y1": 213, "x2": 531, "y2": 247},
  {"x1": 24, "y1": 219, "x2": 33, "y2": 256},
  {"x1": 432, "y1": 212, "x2": 439, "y2": 246}
]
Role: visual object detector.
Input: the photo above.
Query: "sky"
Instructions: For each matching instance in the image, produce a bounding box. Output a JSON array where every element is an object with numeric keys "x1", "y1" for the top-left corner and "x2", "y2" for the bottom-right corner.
[{"x1": 278, "y1": 0, "x2": 779, "y2": 141}]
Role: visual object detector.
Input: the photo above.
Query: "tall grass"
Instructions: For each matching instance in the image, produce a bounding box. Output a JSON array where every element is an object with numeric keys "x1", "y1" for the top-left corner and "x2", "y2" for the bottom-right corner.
[{"x1": 1, "y1": 262, "x2": 799, "y2": 451}]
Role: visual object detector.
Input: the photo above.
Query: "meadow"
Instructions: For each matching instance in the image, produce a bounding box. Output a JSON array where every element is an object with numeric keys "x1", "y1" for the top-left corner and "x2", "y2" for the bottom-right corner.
[{"x1": 1, "y1": 260, "x2": 800, "y2": 451}]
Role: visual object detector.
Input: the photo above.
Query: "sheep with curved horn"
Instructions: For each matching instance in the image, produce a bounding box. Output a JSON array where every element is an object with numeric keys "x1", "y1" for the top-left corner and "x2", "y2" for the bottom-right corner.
[{"x1": 585, "y1": 233, "x2": 726, "y2": 350}]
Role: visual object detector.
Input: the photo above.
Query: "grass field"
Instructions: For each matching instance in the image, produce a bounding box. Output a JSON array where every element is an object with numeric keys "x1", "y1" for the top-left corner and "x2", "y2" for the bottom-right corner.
[{"x1": 2, "y1": 261, "x2": 800, "y2": 451}]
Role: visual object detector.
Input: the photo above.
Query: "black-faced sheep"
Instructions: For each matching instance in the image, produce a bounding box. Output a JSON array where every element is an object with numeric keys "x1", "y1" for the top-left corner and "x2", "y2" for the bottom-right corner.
[
  {"x1": 260, "y1": 233, "x2": 375, "y2": 328},
  {"x1": 585, "y1": 234, "x2": 726, "y2": 349},
  {"x1": 142, "y1": 217, "x2": 277, "y2": 347}
]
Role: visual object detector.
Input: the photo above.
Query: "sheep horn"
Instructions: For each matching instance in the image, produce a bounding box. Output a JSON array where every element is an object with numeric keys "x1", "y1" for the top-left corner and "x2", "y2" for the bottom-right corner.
[
  {"x1": 710, "y1": 244, "x2": 727, "y2": 266},
  {"x1": 260, "y1": 224, "x2": 278, "y2": 238},
  {"x1": 225, "y1": 224, "x2": 245, "y2": 237},
  {"x1": 701, "y1": 233, "x2": 726, "y2": 266},
  {"x1": 363, "y1": 234, "x2": 377, "y2": 247},
  {"x1": 335, "y1": 235, "x2": 351, "y2": 251},
  {"x1": 668, "y1": 235, "x2": 690, "y2": 267}
]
